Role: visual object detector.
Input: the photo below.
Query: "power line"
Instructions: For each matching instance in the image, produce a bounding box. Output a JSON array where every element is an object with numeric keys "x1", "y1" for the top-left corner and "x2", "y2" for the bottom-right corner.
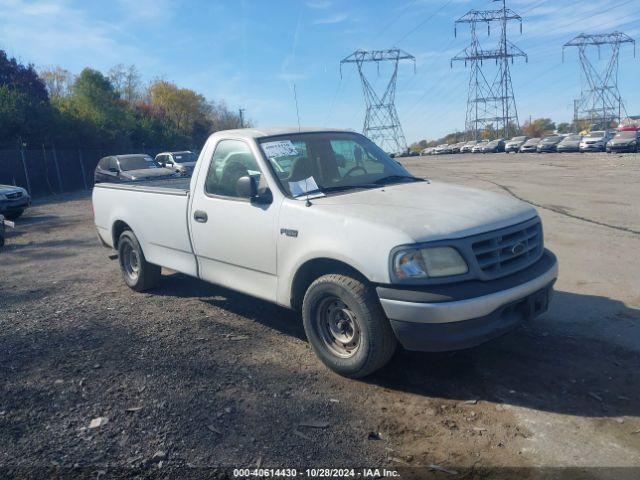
[{"x1": 340, "y1": 49, "x2": 416, "y2": 153}]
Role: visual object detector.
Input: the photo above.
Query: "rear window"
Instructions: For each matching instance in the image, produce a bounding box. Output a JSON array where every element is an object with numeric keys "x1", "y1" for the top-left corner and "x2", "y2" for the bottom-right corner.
[{"x1": 119, "y1": 156, "x2": 159, "y2": 171}]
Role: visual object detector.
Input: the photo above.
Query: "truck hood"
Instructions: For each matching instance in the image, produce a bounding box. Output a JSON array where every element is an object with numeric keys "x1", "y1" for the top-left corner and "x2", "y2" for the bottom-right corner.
[
  {"x1": 312, "y1": 181, "x2": 537, "y2": 243},
  {"x1": 123, "y1": 168, "x2": 177, "y2": 180}
]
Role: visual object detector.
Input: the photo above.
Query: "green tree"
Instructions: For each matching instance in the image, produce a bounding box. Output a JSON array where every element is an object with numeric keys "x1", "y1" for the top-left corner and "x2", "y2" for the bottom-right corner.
[
  {"x1": 39, "y1": 66, "x2": 74, "y2": 98},
  {"x1": 522, "y1": 118, "x2": 556, "y2": 138},
  {"x1": 557, "y1": 122, "x2": 572, "y2": 134},
  {"x1": 0, "y1": 50, "x2": 52, "y2": 146}
]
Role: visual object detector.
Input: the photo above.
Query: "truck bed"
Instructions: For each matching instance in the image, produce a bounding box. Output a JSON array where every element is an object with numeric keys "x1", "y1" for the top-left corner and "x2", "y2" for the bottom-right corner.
[
  {"x1": 95, "y1": 176, "x2": 191, "y2": 194},
  {"x1": 93, "y1": 176, "x2": 197, "y2": 277}
]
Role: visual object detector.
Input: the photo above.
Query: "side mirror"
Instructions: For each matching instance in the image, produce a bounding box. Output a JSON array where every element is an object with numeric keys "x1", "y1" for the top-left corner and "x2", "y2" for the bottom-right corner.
[
  {"x1": 236, "y1": 175, "x2": 257, "y2": 198},
  {"x1": 236, "y1": 176, "x2": 272, "y2": 204}
]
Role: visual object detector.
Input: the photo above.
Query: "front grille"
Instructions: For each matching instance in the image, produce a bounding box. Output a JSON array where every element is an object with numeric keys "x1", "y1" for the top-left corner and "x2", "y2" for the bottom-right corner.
[
  {"x1": 471, "y1": 218, "x2": 543, "y2": 279},
  {"x1": 6, "y1": 191, "x2": 22, "y2": 200}
]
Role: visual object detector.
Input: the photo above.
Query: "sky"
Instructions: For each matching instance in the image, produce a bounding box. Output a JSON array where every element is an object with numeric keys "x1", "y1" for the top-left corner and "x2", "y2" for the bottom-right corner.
[{"x1": 0, "y1": 0, "x2": 638, "y2": 144}]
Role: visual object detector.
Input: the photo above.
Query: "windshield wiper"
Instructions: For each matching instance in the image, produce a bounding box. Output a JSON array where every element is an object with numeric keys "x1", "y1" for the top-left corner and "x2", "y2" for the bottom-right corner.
[
  {"x1": 292, "y1": 184, "x2": 377, "y2": 198},
  {"x1": 372, "y1": 175, "x2": 424, "y2": 185}
]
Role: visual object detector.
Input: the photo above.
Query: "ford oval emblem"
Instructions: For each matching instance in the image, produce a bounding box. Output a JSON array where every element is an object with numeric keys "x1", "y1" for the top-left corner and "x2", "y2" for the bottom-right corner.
[{"x1": 511, "y1": 242, "x2": 525, "y2": 255}]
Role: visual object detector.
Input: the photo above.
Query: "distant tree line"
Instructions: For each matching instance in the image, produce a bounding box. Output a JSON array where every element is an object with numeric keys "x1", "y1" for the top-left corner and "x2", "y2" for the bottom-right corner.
[{"x1": 0, "y1": 50, "x2": 247, "y2": 151}]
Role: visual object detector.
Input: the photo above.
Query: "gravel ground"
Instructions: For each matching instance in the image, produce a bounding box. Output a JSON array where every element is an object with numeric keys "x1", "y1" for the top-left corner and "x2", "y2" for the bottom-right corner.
[{"x1": 1, "y1": 151, "x2": 639, "y2": 478}]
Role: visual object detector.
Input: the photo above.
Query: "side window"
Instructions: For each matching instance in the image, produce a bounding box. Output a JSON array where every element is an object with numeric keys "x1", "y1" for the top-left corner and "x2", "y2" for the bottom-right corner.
[
  {"x1": 156, "y1": 155, "x2": 166, "y2": 166},
  {"x1": 108, "y1": 157, "x2": 118, "y2": 171},
  {"x1": 204, "y1": 140, "x2": 262, "y2": 198}
]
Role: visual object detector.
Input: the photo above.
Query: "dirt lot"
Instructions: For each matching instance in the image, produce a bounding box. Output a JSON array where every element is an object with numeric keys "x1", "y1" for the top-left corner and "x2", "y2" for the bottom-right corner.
[{"x1": 1, "y1": 151, "x2": 639, "y2": 478}]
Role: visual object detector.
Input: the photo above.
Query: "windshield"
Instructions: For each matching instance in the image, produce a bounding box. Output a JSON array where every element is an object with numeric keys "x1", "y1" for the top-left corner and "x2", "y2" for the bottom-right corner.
[
  {"x1": 542, "y1": 136, "x2": 561, "y2": 143},
  {"x1": 119, "y1": 155, "x2": 159, "y2": 171},
  {"x1": 586, "y1": 131, "x2": 605, "y2": 138},
  {"x1": 172, "y1": 151, "x2": 197, "y2": 163},
  {"x1": 511, "y1": 136, "x2": 526, "y2": 142},
  {"x1": 259, "y1": 132, "x2": 419, "y2": 198},
  {"x1": 615, "y1": 131, "x2": 636, "y2": 138},
  {"x1": 524, "y1": 138, "x2": 540, "y2": 145},
  {"x1": 563, "y1": 135, "x2": 582, "y2": 141}
]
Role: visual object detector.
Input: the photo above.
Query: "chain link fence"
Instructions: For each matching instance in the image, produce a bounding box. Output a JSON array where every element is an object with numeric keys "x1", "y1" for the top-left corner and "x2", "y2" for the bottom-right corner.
[{"x1": 0, "y1": 146, "x2": 163, "y2": 197}]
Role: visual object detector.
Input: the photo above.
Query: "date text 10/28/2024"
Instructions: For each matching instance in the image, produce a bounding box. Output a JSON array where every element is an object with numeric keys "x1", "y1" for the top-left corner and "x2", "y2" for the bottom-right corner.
[{"x1": 233, "y1": 468, "x2": 400, "y2": 478}]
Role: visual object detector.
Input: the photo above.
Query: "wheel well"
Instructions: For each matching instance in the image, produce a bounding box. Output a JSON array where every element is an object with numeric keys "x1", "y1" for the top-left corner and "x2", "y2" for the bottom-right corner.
[
  {"x1": 290, "y1": 258, "x2": 368, "y2": 312},
  {"x1": 112, "y1": 220, "x2": 131, "y2": 248}
]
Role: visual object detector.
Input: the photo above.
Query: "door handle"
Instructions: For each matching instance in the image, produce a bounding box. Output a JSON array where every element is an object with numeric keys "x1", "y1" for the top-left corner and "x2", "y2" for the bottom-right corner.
[{"x1": 193, "y1": 210, "x2": 208, "y2": 223}]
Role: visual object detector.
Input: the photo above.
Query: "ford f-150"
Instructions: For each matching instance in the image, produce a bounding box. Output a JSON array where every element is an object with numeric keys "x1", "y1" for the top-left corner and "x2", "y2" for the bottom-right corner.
[{"x1": 92, "y1": 128, "x2": 558, "y2": 378}]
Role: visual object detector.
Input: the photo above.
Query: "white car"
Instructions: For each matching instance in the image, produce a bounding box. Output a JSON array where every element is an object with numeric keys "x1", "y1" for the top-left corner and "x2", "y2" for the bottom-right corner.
[
  {"x1": 579, "y1": 131, "x2": 613, "y2": 152},
  {"x1": 93, "y1": 128, "x2": 558, "y2": 378},
  {"x1": 155, "y1": 151, "x2": 198, "y2": 175}
]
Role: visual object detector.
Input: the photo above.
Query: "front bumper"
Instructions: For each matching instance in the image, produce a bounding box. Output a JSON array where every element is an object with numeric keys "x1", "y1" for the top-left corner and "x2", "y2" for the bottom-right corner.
[
  {"x1": 608, "y1": 144, "x2": 637, "y2": 153},
  {"x1": 377, "y1": 250, "x2": 558, "y2": 351},
  {"x1": 0, "y1": 196, "x2": 30, "y2": 213},
  {"x1": 580, "y1": 144, "x2": 604, "y2": 151}
]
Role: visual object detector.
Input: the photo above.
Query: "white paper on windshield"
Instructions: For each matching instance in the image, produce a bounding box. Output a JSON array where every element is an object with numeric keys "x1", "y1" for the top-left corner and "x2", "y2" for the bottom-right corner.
[
  {"x1": 288, "y1": 176, "x2": 324, "y2": 198},
  {"x1": 262, "y1": 140, "x2": 298, "y2": 158}
]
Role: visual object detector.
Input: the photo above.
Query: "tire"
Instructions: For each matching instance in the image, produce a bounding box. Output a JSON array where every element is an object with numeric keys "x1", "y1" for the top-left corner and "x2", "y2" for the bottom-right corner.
[
  {"x1": 117, "y1": 230, "x2": 161, "y2": 292},
  {"x1": 4, "y1": 209, "x2": 23, "y2": 220},
  {"x1": 302, "y1": 274, "x2": 397, "y2": 378}
]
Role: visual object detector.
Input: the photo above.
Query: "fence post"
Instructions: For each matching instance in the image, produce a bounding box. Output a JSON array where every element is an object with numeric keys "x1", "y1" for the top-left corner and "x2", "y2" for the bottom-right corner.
[
  {"x1": 51, "y1": 144, "x2": 64, "y2": 193},
  {"x1": 19, "y1": 147, "x2": 32, "y2": 195},
  {"x1": 78, "y1": 149, "x2": 88, "y2": 190}
]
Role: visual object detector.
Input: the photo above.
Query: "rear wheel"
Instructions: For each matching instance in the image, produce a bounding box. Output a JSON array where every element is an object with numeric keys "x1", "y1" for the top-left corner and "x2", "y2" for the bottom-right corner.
[
  {"x1": 117, "y1": 230, "x2": 161, "y2": 291},
  {"x1": 302, "y1": 274, "x2": 397, "y2": 378}
]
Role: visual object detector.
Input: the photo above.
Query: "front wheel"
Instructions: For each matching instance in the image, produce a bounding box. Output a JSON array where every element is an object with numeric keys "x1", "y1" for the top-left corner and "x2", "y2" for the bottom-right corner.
[
  {"x1": 4, "y1": 209, "x2": 24, "y2": 220},
  {"x1": 117, "y1": 230, "x2": 161, "y2": 292},
  {"x1": 302, "y1": 274, "x2": 397, "y2": 378}
]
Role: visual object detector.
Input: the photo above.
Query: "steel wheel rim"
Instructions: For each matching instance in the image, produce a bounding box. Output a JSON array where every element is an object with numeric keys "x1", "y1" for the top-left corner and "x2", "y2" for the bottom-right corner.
[
  {"x1": 122, "y1": 242, "x2": 140, "y2": 281},
  {"x1": 315, "y1": 296, "x2": 361, "y2": 359}
]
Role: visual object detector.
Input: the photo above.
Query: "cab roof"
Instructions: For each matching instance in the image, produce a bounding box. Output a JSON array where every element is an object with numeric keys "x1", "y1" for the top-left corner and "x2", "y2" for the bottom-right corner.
[{"x1": 208, "y1": 127, "x2": 354, "y2": 140}]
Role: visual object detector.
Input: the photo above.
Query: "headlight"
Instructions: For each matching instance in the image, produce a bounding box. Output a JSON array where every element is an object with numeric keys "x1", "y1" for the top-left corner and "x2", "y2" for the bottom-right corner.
[{"x1": 392, "y1": 246, "x2": 468, "y2": 280}]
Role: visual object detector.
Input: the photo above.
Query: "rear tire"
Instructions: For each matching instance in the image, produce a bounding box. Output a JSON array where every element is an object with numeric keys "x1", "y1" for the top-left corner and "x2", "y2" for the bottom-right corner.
[
  {"x1": 117, "y1": 230, "x2": 161, "y2": 292},
  {"x1": 302, "y1": 274, "x2": 397, "y2": 378}
]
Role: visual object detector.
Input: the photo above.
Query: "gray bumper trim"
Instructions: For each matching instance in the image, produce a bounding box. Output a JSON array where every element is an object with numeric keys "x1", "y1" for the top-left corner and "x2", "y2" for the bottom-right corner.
[{"x1": 380, "y1": 258, "x2": 558, "y2": 324}]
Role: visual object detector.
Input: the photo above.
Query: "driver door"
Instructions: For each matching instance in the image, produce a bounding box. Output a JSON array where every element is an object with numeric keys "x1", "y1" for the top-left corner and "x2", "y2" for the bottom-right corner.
[{"x1": 189, "y1": 139, "x2": 279, "y2": 302}]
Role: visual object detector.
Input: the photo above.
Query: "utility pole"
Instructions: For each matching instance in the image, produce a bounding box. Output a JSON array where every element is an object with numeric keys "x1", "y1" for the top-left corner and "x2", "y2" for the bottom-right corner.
[
  {"x1": 340, "y1": 49, "x2": 415, "y2": 154},
  {"x1": 238, "y1": 108, "x2": 245, "y2": 128},
  {"x1": 563, "y1": 32, "x2": 635, "y2": 129},
  {"x1": 451, "y1": 0, "x2": 527, "y2": 140}
]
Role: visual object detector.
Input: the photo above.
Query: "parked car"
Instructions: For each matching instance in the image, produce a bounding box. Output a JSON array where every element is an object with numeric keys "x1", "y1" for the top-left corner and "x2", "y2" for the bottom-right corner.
[
  {"x1": 433, "y1": 144, "x2": 452, "y2": 155},
  {"x1": 519, "y1": 138, "x2": 541, "y2": 153},
  {"x1": 557, "y1": 134, "x2": 582, "y2": 153},
  {"x1": 0, "y1": 184, "x2": 30, "y2": 220},
  {"x1": 450, "y1": 141, "x2": 466, "y2": 154},
  {"x1": 460, "y1": 141, "x2": 480, "y2": 153},
  {"x1": 472, "y1": 140, "x2": 489, "y2": 153},
  {"x1": 537, "y1": 135, "x2": 563, "y2": 153},
  {"x1": 94, "y1": 154, "x2": 178, "y2": 184},
  {"x1": 93, "y1": 127, "x2": 558, "y2": 378},
  {"x1": 606, "y1": 130, "x2": 639, "y2": 153},
  {"x1": 579, "y1": 131, "x2": 613, "y2": 152},
  {"x1": 483, "y1": 138, "x2": 506, "y2": 153},
  {"x1": 505, "y1": 136, "x2": 528, "y2": 153},
  {"x1": 155, "y1": 151, "x2": 198, "y2": 175},
  {"x1": 420, "y1": 147, "x2": 435, "y2": 156}
]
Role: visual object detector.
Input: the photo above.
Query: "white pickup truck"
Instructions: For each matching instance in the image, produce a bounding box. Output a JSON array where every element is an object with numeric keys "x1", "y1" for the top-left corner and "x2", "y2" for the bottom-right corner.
[{"x1": 93, "y1": 128, "x2": 558, "y2": 377}]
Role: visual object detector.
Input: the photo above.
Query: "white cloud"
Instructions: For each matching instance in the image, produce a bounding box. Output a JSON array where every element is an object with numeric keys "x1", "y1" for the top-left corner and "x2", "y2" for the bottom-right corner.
[
  {"x1": 306, "y1": 0, "x2": 331, "y2": 9},
  {"x1": 0, "y1": 0, "x2": 153, "y2": 71},
  {"x1": 313, "y1": 12, "x2": 349, "y2": 25}
]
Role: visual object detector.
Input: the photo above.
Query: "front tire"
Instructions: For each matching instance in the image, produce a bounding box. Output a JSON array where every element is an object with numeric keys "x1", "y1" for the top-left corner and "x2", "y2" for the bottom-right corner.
[
  {"x1": 4, "y1": 209, "x2": 24, "y2": 220},
  {"x1": 302, "y1": 274, "x2": 397, "y2": 378},
  {"x1": 117, "y1": 230, "x2": 161, "y2": 292}
]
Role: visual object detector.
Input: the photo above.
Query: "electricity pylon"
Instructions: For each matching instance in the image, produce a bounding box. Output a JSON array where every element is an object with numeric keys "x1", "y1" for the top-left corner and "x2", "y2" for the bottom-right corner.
[
  {"x1": 563, "y1": 32, "x2": 635, "y2": 128},
  {"x1": 340, "y1": 49, "x2": 415, "y2": 154},
  {"x1": 451, "y1": 0, "x2": 527, "y2": 140}
]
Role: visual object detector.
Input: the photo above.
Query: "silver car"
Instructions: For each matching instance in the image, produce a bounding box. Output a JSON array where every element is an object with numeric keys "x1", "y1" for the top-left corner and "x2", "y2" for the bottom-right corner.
[
  {"x1": 155, "y1": 151, "x2": 198, "y2": 175},
  {"x1": 0, "y1": 184, "x2": 30, "y2": 220}
]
